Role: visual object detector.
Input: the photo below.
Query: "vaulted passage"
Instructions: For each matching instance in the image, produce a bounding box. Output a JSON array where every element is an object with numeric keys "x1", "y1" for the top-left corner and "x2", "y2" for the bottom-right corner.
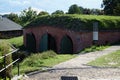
[
  {"x1": 60, "y1": 35, "x2": 73, "y2": 53},
  {"x1": 39, "y1": 33, "x2": 56, "y2": 52},
  {"x1": 26, "y1": 33, "x2": 36, "y2": 52}
]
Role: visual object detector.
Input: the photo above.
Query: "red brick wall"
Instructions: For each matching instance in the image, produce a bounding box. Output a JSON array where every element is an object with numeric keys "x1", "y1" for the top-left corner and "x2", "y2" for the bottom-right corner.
[
  {"x1": 23, "y1": 26, "x2": 93, "y2": 53},
  {"x1": 23, "y1": 26, "x2": 120, "y2": 53},
  {"x1": 98, "y1": 31, "x2": 120, "y2": 45}
]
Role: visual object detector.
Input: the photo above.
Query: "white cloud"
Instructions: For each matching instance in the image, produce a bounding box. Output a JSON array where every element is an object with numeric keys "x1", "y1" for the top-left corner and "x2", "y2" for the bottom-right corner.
[
  {"x1": 0, "y1": 0, "x2": 103, "y2": 15},
  {"x1": 9, "y1": 0, "x2": 30, "y2": 6},
  {"x1": 31, "y1": 7, "x2": 43, "y2": 14},
  {"x1": 0, "y1": 12, "x2": 21, "y2": 15}
]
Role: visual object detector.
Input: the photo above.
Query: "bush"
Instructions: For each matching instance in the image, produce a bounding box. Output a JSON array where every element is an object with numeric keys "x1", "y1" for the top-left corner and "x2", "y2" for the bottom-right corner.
[
  {"x1": 40, "y1": 50, "x2": 57, "y2": 59},
  {"x1": 0, "y1": 41, "x2": 12, "y2": 79}
]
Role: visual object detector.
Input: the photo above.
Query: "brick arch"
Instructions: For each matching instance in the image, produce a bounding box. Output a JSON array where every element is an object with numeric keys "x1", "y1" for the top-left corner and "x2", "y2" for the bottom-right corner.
[
  {"x1": 60, "y1": 35, "x2": 73, "y2": 54},
  {"x1": 26, "y1": 33, "x2": 36, "y2": 52},
  {"x1": 39, "y1": 33, "x2": 57, "y2": 52}
]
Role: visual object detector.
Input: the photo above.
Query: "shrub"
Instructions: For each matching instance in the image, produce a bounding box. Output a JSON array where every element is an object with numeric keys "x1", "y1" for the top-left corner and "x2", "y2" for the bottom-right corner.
[
  {"x1": 0, "y1": 41, "x2": 12, "y2": 79},
  {"x1": 40, "y1": 50, "x2": 57, "y2": 59}
]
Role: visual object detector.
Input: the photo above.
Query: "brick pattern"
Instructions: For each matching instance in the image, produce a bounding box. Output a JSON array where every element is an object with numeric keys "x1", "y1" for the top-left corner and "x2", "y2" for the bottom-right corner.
[{"x1": 23, "y1": 26, "x2": 120, "y2": 53}]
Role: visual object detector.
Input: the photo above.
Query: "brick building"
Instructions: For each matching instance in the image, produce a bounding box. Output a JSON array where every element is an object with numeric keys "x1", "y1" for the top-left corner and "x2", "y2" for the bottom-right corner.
[
  {"x1": 23, "y1": 15, "x2": 120, "y2": 53},
  {"x1": 23, "y1": 26, "x2": 120, "y2": 53}
]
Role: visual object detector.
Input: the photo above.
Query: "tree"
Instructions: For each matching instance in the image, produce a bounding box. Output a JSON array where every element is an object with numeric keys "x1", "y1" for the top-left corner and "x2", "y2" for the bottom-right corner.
[
  {"x1": 68, "y1": 4, "x2": 82, "y2": 14},
  {"x1": 52, "y1": 10, "x2": 64, "y2": 15},
  {"x1": 3, "y1": 13, "x2": 20, "y2": 24},
  {"x1": 79, "y1": 6, "x2": 84, "y2": 14},
  {"x1": 38, "y1": 11, "x2": 49, "y2": 16},
  {"x1": 83, "y1": 8, "x2": 91, "y2": 14},
  {"x1": 103, "y1": 0, "x2": 120, "y2": 15},
  {"x1": 20, "y1": 7, "x2": 37, "y2": 26},
  {"x1": 113, "y1": 3, "x2": 120, "y2": 16}
]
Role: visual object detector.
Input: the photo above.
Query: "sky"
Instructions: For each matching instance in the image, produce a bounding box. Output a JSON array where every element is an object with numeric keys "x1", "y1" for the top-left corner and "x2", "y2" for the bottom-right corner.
[{"x1": 0, "y1": 0, "x2": 103, "y2": 15}]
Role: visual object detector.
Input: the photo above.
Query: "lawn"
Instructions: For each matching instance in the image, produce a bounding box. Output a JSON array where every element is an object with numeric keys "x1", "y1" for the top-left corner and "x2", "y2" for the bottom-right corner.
[
  {"x1": 0, "y1": 36, "x2": 23, "y2": 48},
  {"x1": 12, "y1": 45, "x2": 110, "y2": 75},
  {"x1": 0, "y1": 36, "x2": 77, "y2": 75},
  {"x1": 7, "y1": 36, "x2": 23, "y2": 48},
  {"x1": 13, "y1": 50, "x2": 76, "y2": 75},
  {"x1": 0, "y1": 36, "x2": 112, "y2": 75},
  {"x1": 88, "y1": 50, "x2": 120, "y2": 68}
]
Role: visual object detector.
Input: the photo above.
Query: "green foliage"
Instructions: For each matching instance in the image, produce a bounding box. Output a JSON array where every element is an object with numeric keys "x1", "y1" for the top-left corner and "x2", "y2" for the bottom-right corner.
[
  {"x1": 52, "y1": 10, "x2": 64, "y2": 15},
  {"x1": 81, "y1": 45, "x2": 109, "y2": 53},
  {"x1": 25, "y1": 14, "x2": 120, "y2": 31},
  {"x1": 0, "y1": 41, "x2": 12, "y2": 78},
  {"x1": 113, "y1": 3, "x2": 120, "y2": 16},
  {"x1": 103, "y1": 0, "x2": 120, "y2": 15},
  {"x1": 7, "y1": 36, "x2": 23, "y2": 48},
  {"x1": 13, "y1": 51, "x2": 76, "y2": 74},
  {"x1": 68, "y1": 4, "x2": 82, "y2": 14},
  {"x1": 88, "y1": 50, "x2": 120, "y2": 67},
  {"x1": 21, "y1": 50, "x2": 57, "y2": 67},
  {"x1": 20, "y1": 7, "x2": 37, "y2": 26},
  {"x1": 38, "y1": 11, "x2": 49, "y2": 16},
  {"x1": 4, "y1": 13, "x2": 20, "y2": 24},
  {"x1": 0, "y1": 41, "x2": 10, "y2": 56},
  {"x1": 40, "y1": 50, "x2": 57, "y2": 59}
]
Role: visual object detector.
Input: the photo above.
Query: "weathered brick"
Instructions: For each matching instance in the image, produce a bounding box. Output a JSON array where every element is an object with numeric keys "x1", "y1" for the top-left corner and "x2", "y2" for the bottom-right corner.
[{"x1": 23, "y1": 26, "x2": 120, "y2": 53}]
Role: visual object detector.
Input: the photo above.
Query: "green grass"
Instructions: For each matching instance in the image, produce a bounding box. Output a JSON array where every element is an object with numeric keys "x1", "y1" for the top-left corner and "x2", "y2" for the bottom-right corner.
[
  {"x1": 80, "y1": 45, "x2": 109, "y2": 53},
  {"x1": 0, "y1": 41, "x2": 12, "y2": 79},
  {"x1": 13, "y1": 50, "x2": 76, "y2": 75},
  {"x1": 0, "y1": 36, "x2": 23, "y2": 48},
  {"x1": 88, "y1": 50, "x2": 120, "y2": 68},
  {"x1": 7, "y1": 36, "x2": 23, "y2": 48},
  {"x1": 26, "y1": 14, "x2": 120, "y2": 31}
]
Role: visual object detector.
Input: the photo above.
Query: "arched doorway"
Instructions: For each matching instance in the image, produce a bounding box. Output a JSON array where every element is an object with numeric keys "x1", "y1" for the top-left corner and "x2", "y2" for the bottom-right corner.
[
  {"x1": 60, "y1": 35, "x2": 73, "y2": 53},
  {"x1": 26, "y1": 33, "x2": 36, "y2": 52},
  {"x1": 39, "y1": 33, "x2": 56, "y2": 52}
]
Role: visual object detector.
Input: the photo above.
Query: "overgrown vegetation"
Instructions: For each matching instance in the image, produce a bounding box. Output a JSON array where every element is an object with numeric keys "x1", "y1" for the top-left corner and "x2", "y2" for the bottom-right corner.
[
  {"x1": 0, "y1": 41, "x2": 12, "y2": 79},
  {"x1": 80, "y1": 45, "x2": 109, "y2": 53},
  {"x1": 13, "y1": 50, "x2": 76, "y2": 74},
  {"x1": 25, "y1": 14, "x2": 120, "y2": 31},
  {"x1": 88, "y1": 50, "x2": 120, "y2": 67},
  {"x1": 7, "y1": 36, "x2": 23, "y2": 48}
]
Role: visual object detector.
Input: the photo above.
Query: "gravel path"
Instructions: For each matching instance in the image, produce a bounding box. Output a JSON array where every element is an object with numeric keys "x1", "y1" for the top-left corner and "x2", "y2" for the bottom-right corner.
[{"x1": 27, "y1": 45, "x2": 120, "y2": 80}]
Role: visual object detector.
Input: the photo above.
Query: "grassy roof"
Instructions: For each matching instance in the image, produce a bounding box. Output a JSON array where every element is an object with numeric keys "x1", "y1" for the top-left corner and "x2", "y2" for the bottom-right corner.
[{"x1": 25, "y1": 14, "x2": 120, "y2": 31}]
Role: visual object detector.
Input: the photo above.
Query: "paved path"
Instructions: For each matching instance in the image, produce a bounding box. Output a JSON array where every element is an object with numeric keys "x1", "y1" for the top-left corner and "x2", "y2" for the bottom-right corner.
[{"x1": 27, "y1": 45, "x2": 120, "y2": 80}]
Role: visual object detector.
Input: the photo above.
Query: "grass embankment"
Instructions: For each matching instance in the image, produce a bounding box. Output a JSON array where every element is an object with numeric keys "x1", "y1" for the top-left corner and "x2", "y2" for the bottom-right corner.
[
  {"x1": 80, "y1": 45, "x2": 109, "y2": 53},
  {"x1": 7, "y1": 36, "x2": 23, "y2": 48},
  {"x1": 26, "y1": 14, "x2": 120, "y2": 31},
  {"x1": 0, "y1": 36, "x2": 75, "y2": 75},
  {"x1": 88, "y1": 50, "x2": 120, "y2": 68},
  {"x1": 0, "y1": 36, "x2": 111, "y2": 75},
  {"x1": 0, "y1": 36, "x2": 23, "y2": 48},
  {"x1": 13, "y1": 50, "x2": 76, "y2": 74},
  {"x1": 0, "y1": 41, "x2": 12, "y2": 79}
]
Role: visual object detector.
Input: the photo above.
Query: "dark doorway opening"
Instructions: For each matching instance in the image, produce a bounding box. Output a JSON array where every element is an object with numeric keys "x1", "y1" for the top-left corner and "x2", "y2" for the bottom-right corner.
[
  {"x1": 39, "y1": 33, "x2": 56, "y2": 52},
  {"x1": 26, "y1": 33, "x2": 36, "y2": 52},
  {"x1": 60, "y1": 35, "x2": 73, "y2": 54}
]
